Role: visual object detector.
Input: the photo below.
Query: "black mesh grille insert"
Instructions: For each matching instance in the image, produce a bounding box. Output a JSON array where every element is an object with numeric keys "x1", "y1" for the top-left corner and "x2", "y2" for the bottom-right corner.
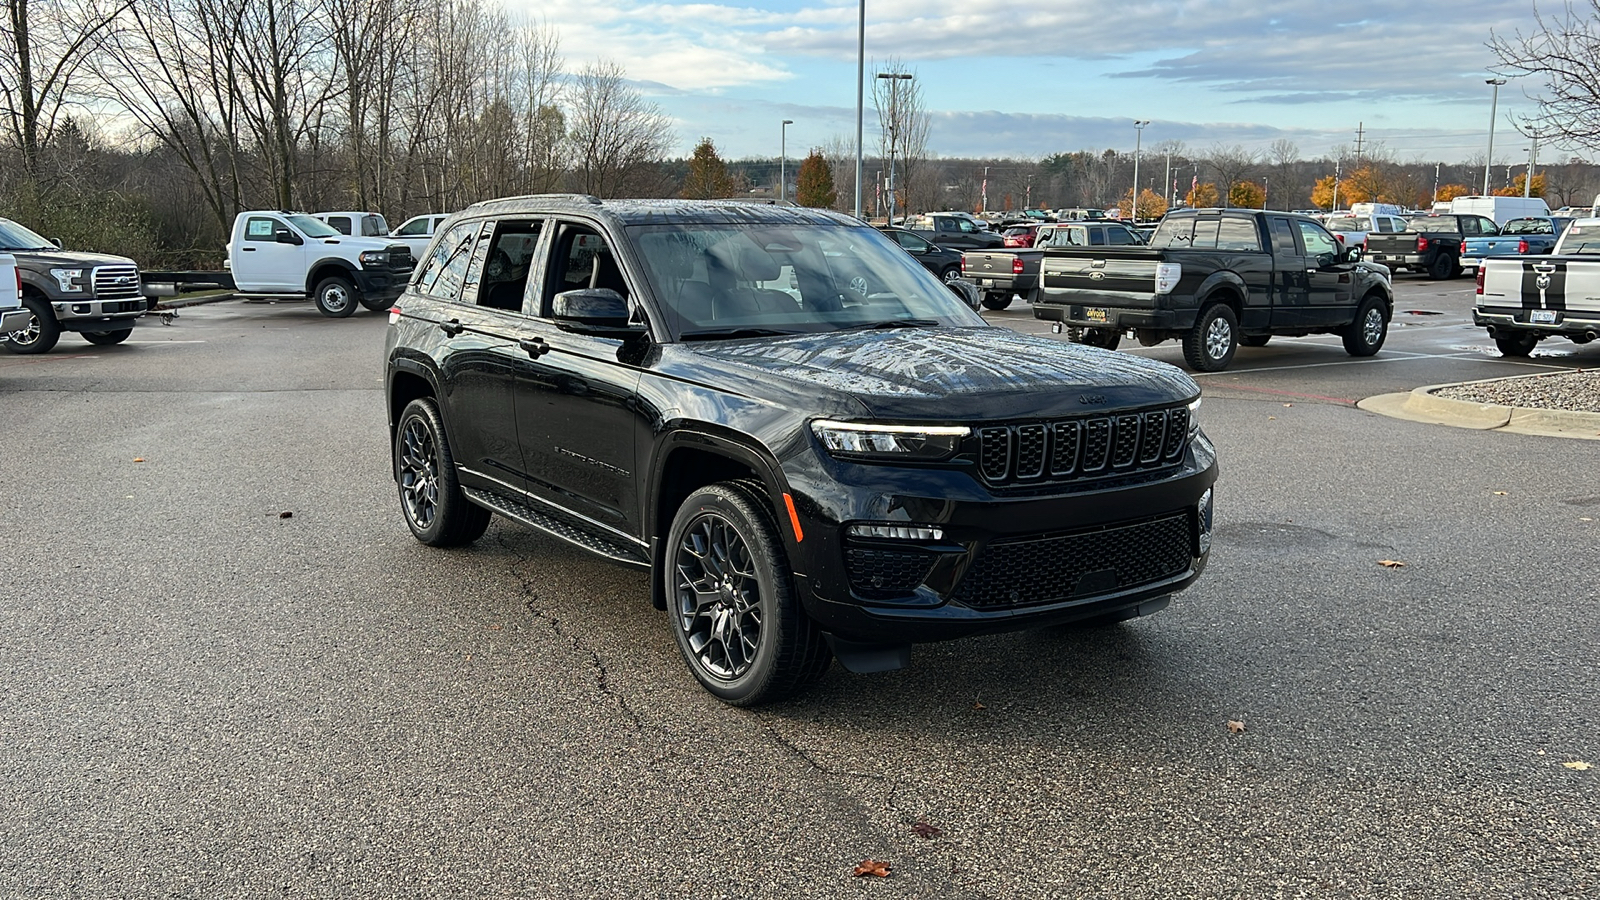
[
  {"x1": 1015, "y1": 424, "x2": 1047, "y2": 479},
  {"x1": 1164, "y1": 408, "x2": 1189, "y2": 459},
  {"x1": 1112, "y1": 415, "x2": 1140, "y2": 467},
  {"x1": 1051, "y1": 421, "x2": 1081, "y2": 476},
  {"x1": 951, "y1": 514, "x2": 1193, "y2": 610},
  {"x1": 1139, "y1": 411, "x2": 1167, "y2": 464},
  {"x1": 1082, "y1": 418, "x2": 1111, "y2": 472},
  {"x1": 980, "y1": 428, "x2": 1011, "y2": 481},
  {"x1": 845, "y1": 545, "x2": 936, "y2": 598}
]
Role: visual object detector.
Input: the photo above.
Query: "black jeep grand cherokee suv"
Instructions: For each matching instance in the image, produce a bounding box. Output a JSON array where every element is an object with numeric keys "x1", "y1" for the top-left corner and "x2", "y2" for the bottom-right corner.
[{"x1": 385, "y1": 195, "x2": 1218, "y2": 705}]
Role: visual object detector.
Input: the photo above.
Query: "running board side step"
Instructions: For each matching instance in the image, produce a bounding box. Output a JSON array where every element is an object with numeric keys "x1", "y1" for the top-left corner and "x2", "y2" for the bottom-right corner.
[{"x1": 465, "y1": 487, "x2": 650, "y2": 568}]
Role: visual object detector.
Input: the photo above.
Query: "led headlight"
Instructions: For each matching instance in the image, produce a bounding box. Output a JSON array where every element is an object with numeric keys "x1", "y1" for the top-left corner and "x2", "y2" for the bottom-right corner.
[
  {"x1": 359, "y1": 249, "x2": 389, "y2": 267},
  {"x1": 50, "y1": 268, "x2": 85, "y2": 293},
  {"x1": 1187, "y1": 396, "x2": 1202, "y2": 439},
  {"x1": 811, "y1": 420, "x2": 969, "y2": 461}
]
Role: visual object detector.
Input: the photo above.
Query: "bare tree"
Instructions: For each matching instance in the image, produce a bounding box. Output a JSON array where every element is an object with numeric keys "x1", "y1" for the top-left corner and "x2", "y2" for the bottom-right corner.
[
  {"x1": 871, "y1": 57, "x2": 929, "y2": 217},
  {"x1": 1201, "y1": 143, "x2": 1259, "y2": 196},
  {"x1": 1, "y1": 0, "x2": 131, "y2": 177},
  {"x1": 1489, "y1": 2, "x2": 1600, "y2": 152},
  {"x1": 565, "y1": 59, "x2": 673, "y2": 198}
]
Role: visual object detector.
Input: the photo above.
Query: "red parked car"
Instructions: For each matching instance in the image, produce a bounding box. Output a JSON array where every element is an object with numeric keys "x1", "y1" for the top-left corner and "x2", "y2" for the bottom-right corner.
[{"x1": 1002, "y1": 224, "x2": 1042, "y2": 248}]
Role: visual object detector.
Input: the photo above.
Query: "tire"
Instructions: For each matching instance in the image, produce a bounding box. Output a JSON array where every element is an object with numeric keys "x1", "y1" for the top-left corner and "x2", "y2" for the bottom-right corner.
[
  {"x1": 981, "y1": 293, "x2": 1013, "y2": 311},
  {"x1": 1341, "y1": 296, "x2": 1389, "y2": 357},
  {"x1": 2, "y1": 294, "x2": 62, "y2": 354},
  {"x1": 313, "y1": 275, "x2": 359, "y2": 318},
  {"x1": 1427, "y1": 252, "x2": 1454, "y2": 280},
  {"x1": 939, "y1": 265, "x2": 961, "y2": 285},
  {"x1": 1070, "y1": 327, "x2": 1121, "y2": 351},
  {"x1": 1182, "y1": 303, "x2": 1239, "y2": 372},
  {"x1": 1239, "y1": 334, "x2": 1271, "y2": 347},
  {"x1": 83, "y1": 328, "x2": 133, "y2": 346},
  {"x1": 359, "y1": 293, "x2": 391, "y2": 312},
  {"x1": 1494, "y1": 331, "x2": 1540, "y2": 357},
  {"x1": 394, "y1": 397, "x2": 492, "y2": 547},
  {"x1": 666, "y1": 481, "x2": 830, "y2": 706}
]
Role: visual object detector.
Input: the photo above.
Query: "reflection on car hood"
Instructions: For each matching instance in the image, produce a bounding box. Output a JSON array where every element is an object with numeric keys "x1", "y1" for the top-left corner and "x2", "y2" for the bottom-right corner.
[
  {"x1": 685, "y1": 326, "x2": 1198, "y2": 420},
  {"x1": 13, "y1": 250, "x2": 137, "y2": 268}
]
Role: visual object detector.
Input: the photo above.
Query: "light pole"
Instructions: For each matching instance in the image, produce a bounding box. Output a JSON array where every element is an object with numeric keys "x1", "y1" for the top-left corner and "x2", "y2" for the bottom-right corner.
[
  {"x1": 853, "y1": 0, "x2": 865, "y2": 219},
  {"x1": 1131, "y1": 120, "x2": 1149, "y2": 221},
  {"x1": 1484, "y1": 78, "x2": 1507, "y2": 196},
  {"x1": 779, "y1": 119, "x2": 794, "y2": 203},
  {"x1": 877, "y1": 71, "x2": 913, "y2": 225}
]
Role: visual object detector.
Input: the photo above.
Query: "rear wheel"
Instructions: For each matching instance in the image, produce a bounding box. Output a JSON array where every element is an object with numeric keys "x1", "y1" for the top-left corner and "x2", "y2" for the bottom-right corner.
[
  {"x1": 981, "y1": 293, "x2": 1013, "y2": 311},
  {"x1": 1182, "y1": 304, "x2": 1239, "y2": 372},
  {"x1": 314, "y1": 275, "x2": 359, "y2": 317},
  {"x1": 1427, "y1": 252, "x2": 1454, "y2": 280},
  {"x1": 3, "y1": 295, "x2": 62, "y2": 354},
  {"x1": 83, "y1": 328, "x2": 134, "y2": 346},
  {"x1": 939, "y1": 265, "x2": 961, "y2": 284},
  {"x1": 394, "y1": 398, "x2": 491, "y2": 547},
  {"x1": 1341, "y1": 296, "x2": 1388, "y2": 357},
  {"x1": 667, "y1": 482, "x2": 830, "y2": 706},
  {"x1": 1494, "y1": 331, "x2": 1540, "y2": 357}
]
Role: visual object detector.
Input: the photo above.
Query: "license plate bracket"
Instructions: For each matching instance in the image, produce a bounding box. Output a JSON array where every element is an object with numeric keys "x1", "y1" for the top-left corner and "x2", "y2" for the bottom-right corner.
[
  {"x1": 1085, "y1": 307, "x2": 1109, "y2": 323},
  {"x1": 1530, "y1": 309, "x2": 1558, "y2": 325}
]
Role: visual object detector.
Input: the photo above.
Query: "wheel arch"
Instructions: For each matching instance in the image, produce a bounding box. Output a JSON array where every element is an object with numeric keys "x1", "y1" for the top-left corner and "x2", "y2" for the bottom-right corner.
[
  {"x1": 387, "y1": 357, "x2": 440, "y2": 444},
  {"x1": 304, "y1": 258, "x2": 360, "y2": 294}
]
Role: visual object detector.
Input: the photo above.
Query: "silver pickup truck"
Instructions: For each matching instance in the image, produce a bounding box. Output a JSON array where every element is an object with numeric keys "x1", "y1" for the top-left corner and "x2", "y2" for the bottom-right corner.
[
  {"x1": 0, "y1": 253, "x2": 24, "y2": 333},
  {"x1": 1474, "y1": 217, "x2": 1600, "y2": 356}
]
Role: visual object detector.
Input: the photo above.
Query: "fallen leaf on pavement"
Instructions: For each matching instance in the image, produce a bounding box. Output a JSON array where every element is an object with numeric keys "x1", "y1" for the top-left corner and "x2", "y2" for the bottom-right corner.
[
  {"x1": 133, "y1": 457, "x2": 145, "y2": 463},
  {"x1": 1267, "y1": 416, "x2": 1277, "y2": 420},
  {"x1": 1581, "y1": 518, "x2": 1593, "y2": 523},
  {"x1": 1282, "y1": 403, "x2": 1293, "y2": 407},
  {"x1": 279, "y1": 511, "x2": 293, "y2": 519},
  {"x1": 1378, "y1": 560, "x2": 1406, "y2": 568},
  {"x1": 1564, "y1": 761, "x2": 1592, "y2": 771},
  {"x1": 911, "y1": 822, "x2": 943, "y2": 840},
  {"x1": 1226, "y1": 720, "x2": 1246, "y2": 734},
  {"x1": 973, "y1": 700, "x2": 986, "y2": 710},
  {"x1": 853, "y1": 860, "x2": 892, "y2": 878}
]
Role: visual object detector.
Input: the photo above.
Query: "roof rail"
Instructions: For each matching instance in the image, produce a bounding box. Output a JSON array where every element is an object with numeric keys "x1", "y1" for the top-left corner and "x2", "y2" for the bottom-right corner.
[{"x1": 466, "y1": 193, "x2": 602, "y2": 210}]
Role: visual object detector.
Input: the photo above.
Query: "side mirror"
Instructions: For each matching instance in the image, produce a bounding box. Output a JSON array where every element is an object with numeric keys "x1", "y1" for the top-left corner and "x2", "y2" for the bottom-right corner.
[
  {"x1": 1341, "y1": 246, "x2": 1362, "y2": 263},
  {"x1": 51, "y1": 237, "x2": 63, "y2": 249},
  {"x1": 552, "y1": 288, "x2": 647, "y2": 337},
  {"x1": 275, "y1": 229, "x2": 303, "y2": 245}
]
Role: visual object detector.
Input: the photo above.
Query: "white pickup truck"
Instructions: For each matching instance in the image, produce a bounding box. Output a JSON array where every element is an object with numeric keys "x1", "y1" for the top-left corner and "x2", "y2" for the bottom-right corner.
[
  {"x1": 227, "y1": 211, "x2": 416, "y2": 317},
  {"x1": 0, "y1": 253, "x2": 24, "y2": 334},
  {"x1": 1474, "y1": 217, "x2": 1600, "y2": 356}
]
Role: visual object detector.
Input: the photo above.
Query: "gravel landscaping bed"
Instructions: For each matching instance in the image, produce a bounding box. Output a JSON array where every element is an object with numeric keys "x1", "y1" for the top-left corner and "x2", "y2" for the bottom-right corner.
[{"x1": 1433, "y1": 369, "x2": 1600, "y2": 413}]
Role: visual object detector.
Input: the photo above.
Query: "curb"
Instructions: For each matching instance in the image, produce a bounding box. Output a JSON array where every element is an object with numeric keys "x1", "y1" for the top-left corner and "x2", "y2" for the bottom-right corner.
[{"x1": 1358, "y1": 376, "x2": 1600, "y2": 440}]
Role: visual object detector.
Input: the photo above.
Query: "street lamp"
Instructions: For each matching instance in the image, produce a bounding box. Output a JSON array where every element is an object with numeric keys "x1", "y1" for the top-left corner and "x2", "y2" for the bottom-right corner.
[
  {"x1": 853, "y1": 0, "x2": 865, "y2": 219},
  {"x1": 877, "y1": 71, "x2": 914, "y2": 225},
  {"x1": 779, "y1": 119, "x2": 794, "y2": 203},
  {"x1": 1484, "y1": 78, "x2": 1507, "y2": 196},
  {"x1": 1131, "y1": 120, "x2": 1149, "y2": 222}
]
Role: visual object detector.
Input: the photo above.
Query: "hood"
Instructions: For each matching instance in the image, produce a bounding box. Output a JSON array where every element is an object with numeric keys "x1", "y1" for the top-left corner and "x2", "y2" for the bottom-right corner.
[
  {"x1": 681, "y1": 326, "x2": 1198, "y2": 420},
  {"x1": 13, "y1": 249, "x2": 137, "y2": 269},
  {"x1": 312, "y1": 235, "x2": 399, "y2": 252}
]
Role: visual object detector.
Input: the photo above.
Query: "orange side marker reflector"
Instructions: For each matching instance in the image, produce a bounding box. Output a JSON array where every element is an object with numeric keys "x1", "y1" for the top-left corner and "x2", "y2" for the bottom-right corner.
[{"x1": 783, "y1": 492, "x2": 805, "y2": 543}]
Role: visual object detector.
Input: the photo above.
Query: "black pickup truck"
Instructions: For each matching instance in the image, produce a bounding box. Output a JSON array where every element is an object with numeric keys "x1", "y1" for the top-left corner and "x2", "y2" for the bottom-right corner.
[
  {"x1": 1363, "y1": 213, "x2": 1497, "y2": 279},
  {"x1": 1032, "y1": 208, "x2": 1395, "y2": 371},
  {"x1": 385, "y1": 196, "x2": 1218, "y2": 705},
  {"x1": 963, "y1": 221, "x2": 1145, "y2": 310}
]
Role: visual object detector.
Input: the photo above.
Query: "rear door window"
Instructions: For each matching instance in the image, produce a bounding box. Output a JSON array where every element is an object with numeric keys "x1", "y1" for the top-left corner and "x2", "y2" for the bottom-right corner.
[
  {"x1": 1189, "y1": 218, "x2": 1221, "y2": 250},
  {"x1": 325, "y1": 216, "x2": 353, "y2": 235},
  {"x1": 1269, "y1": 218, "x2": 1300, "y2": 256},
  {"x1": 1216, "y1": 217, "x2": 1263, "y2": 251}
]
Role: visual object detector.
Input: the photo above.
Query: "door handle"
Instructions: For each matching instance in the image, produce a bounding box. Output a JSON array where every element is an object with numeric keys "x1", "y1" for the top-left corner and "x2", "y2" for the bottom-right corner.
[
  {"x1": 519, "y1": 337, "x2": 550, "y2": 359},
  {"x1": 1306, "y1": 268, "x2": 1319, "y2": 273},
  {"x1": 241, "y1": 247, "x2": 256, "y2": 252},
  {"x1": 438, "y1": 318, "x2": 463, "y2": 337}
]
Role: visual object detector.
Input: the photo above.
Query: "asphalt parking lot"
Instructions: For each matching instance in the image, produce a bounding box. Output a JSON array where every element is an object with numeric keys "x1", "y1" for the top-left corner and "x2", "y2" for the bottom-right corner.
[{"x1": 2, "y1": 276, "x2": 1596, "y2": 898}]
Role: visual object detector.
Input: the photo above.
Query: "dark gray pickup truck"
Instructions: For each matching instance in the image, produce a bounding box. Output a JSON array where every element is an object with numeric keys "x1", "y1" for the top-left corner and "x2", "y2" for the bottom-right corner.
[
  {"x1": 0, "y1": 216, "x2": 147, "y2": 353},
  {"x1": 963, "y1": 221, "x2": 1144, "y2": 311},
  {"x1": 1032, "y1": 208, "x2": 1394, "y2": 371},
  {"x1": 1364, "y1": 214, "x2": 1497, "y2": 279}
]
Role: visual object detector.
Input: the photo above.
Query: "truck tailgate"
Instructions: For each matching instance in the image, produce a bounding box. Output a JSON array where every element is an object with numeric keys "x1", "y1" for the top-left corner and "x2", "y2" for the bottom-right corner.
[
  {"x1": 1479, "y1": 256, "x2": 1600, "y2": 320},
  {"x1": 1037, "y1": 248, "x2": 1161, "y2": 306}
]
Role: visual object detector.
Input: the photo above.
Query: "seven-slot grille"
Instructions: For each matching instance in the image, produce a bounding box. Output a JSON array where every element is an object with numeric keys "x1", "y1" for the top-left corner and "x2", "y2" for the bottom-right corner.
[
  {"x1": 92, "y1": 265, "x2": 142, "y2": 301},
  {"x1": 977, "y1": 404, "x2": 1190, "y2": 485},
  {"x1": 952, "y1": 514, "x2": 1193, "y2": 610}
]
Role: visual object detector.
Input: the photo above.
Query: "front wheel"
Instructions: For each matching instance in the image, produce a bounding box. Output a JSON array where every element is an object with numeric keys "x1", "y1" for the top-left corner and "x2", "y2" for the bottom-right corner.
[
  {"x1": 83, "y1": 328, "x2": 134, "y2": 346},
  {"x1": 314, "y1": 275, "x2": 359, "y2": 318},
  {"x1": 667, "y1": 482, "x2": 830, "y2": 706},
  {"x1": 1342, "y1": 296, "x2": 1389, "y2": 357},
  {"x1": 394, "y1": 398, "x2": 492, "y2": 546},
  {"x1": 1182, "y1": 304, "x2": 1239, "y2": 372},
  {"x1": 981, "y1": 293, "x2": 1013, "y2": 311},
  {"x1": 2, "y1": 295, "x2": 62, "y2": 354},
  {"x1": 1494, "y1": 331, "x2": 1540, "y2": 357}
]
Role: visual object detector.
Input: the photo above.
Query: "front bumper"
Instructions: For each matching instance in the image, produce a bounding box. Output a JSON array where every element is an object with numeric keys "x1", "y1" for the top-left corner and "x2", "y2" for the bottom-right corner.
[
  {"x1": 355, "y1": 269, "x2": 407, "y2": 304},
  {"x1": 52, "y1": 297, "x2": 147, "y2": 323},
  {"x1": 0, "y1": 308, "x2": 27, "y2": 333},
  {"x1": 1474, "y1": 304, "x2": 1600, "y2": 337},
  {"x1": 784, "y1": 433, "x2": 1219, "y2": 644}
]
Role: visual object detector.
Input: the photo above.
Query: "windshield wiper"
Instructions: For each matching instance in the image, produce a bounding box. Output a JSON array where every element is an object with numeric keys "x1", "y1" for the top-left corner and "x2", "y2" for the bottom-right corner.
[
  {"x1": 678, "y1": 327, "x2": 801, "y2": 341},
  {"x1": 836, "y1": 318, "x2": 941, "y2": 331}
]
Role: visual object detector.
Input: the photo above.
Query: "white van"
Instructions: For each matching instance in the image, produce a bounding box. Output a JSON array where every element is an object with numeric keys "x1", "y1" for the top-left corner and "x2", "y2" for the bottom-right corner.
[
  {"x1": 1448, "y1": 196, "x2": 1551, "y2": 226},
  {"x1": 1349, "y1": 202, "x2": 1405, "y2": 218}
]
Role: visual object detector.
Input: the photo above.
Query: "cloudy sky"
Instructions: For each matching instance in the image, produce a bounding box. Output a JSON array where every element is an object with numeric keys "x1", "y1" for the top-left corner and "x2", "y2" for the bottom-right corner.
[{"x1": 513, "y1": 0, "x2": 1557, "y2": 163}]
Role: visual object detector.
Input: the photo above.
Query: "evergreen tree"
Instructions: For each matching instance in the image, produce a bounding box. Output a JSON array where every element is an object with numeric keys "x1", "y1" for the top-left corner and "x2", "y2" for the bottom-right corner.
[
  {"x1": 680, "y1": 137, "x2": 736, "y2": 199},
  {"x1": 796, "y1": 151, "x2": 835, "y2": 208}
]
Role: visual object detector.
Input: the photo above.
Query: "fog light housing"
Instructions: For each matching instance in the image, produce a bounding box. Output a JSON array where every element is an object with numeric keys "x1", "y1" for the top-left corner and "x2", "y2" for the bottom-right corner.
[
  {"x1": 1196, "y1": 488, "x2": 1214, "y2": 555},
  {"x1": 847, "y1": 523, "x2": 944, "y2": 542}
]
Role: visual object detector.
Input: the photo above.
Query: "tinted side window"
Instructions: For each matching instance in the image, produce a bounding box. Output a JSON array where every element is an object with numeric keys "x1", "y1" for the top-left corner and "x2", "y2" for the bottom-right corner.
[
  {"x1": 474, "y1": 221, "x2": 543, "y2": 312},
  {"x1": 362, "y1": 215, "x2": 387, "y2": 237},
  {"x1": 1107, "y1": 226, "x2": 1136, "y2": 245},
  {"x1": 546, "y1": 224, "x2": 630, "y2": 316},
  {"x1": 326, "y1": 216, "x2": 353, "y2": 235},
  {"x1": 1190, "y1": 218, "x2": 1221, "y2": 250},
  {"x1": 1087, "y1": 227, "x2": 1106, "y2": 246},
  {"x1": 1269, "y1": 218, "x2": 1299, "y2": 255},
  {"x1": 1216, "y1": 217, "x2": 1263, "y2": 252},
  {"x1": 414, "y1": 224, "x2": 477, "y2": 300},
  {"x1": 1148, "y1": 216, "x2": 1195, "y2": 249},
  {"x1": 397, "y1": 217, "x2": 429, "y2": 236}
]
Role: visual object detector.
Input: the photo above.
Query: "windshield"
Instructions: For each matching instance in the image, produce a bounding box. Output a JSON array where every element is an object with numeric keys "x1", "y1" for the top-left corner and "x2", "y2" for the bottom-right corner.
[
  {"x1": 287, "y1": 214, "x2": 341, "y2": 239},
  {"x1": 1501, "y1": 217, "x2": 1553, "y2": 235},
  {"x1": 0, "y1": 217, "x2": 56, "y2": 251},
  {"x1": 628, "y1": 222, "x2": 986, "y2": 340},
  {"x1": 1403, "y1": 216, "x2": 1455, "y2": 232}
]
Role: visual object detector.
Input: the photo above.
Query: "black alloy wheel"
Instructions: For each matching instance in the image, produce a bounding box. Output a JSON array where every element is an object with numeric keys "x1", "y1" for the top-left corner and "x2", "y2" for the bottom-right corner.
[
  {"x1": 667, "y1": 482, "x2": 829, "y2": 706},
  {"x1": 1427, "y1": 252, "x2": 1454, "y2": 280},
  {"x1": 394, "y1": 398, "x2": 491, "y2": 546}
]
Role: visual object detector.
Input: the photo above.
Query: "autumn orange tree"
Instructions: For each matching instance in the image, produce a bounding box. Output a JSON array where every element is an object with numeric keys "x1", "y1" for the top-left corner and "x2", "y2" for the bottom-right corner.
[
  {"x1": 1186, "y1": 182, "x2": 1219, "y2": 207},
  {"x1": 1310, "y1": 175, "x2": 1360, "y2": 210},
  {"x1": 1437, "y1": 183, "x2": 1472, "y2": 203},
  {"x1": 1119, "y1": 187, "x2": 1169, "y2": 219},
  {"x1": 1493, "y1": 173, "x2": 1546, "y2": 197},
  {"x1": 1229, "y1": 181, "x2": 1265, "y2": 208}
]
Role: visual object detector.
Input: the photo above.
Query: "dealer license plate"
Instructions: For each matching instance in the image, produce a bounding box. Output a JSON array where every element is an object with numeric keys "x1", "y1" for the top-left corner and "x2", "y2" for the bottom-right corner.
[
  {"x1": 1085, "y1": 308, "x2": 1109, "y2": 323},
  {"x1": 1371, "y1": 253, "x2": 1389, "y2": 261},
  {"x1": 1530, "y1": 309, "x2": 1558, "y2": 324}
]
